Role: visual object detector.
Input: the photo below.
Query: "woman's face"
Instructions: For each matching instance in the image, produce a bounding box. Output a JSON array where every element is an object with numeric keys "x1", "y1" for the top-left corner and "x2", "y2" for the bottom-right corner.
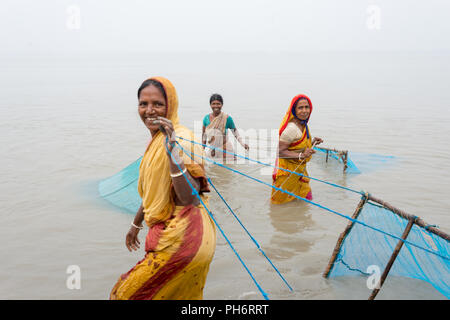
[
  {"x1": 210, "y1": 100, "x2": 223, "y2": 115},
  {"x1": 138, "y1": 84, "x2": 167, "y2": 132},
  {"x1": 294, "y1": 99, "x2": 311, "y2": 121}
]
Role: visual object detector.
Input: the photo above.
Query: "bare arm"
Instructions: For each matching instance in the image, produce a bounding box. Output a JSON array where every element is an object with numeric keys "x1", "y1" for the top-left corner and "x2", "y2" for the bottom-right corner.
[
  {"x1": 278, "y1": 140, "x2": 301, "y2": 159},
  {"x1": 168, "y1": 154, "x2": 201, "y2": 206},
  {"x1": 202, "y1": 125, "x2": 206, "y2": 149},
  {"x1": 125, "y1": 204, "x2": 145, "y2": 252},
  {"x1": 125, "y1": 166, "x2": 201, "y2": 252},
  {"x1": 278, "y1": 140, "x2": 316, "y2": 160},
  {"x1": 155, "y1": 116, "x2": 202, "y2": 206},
  {"x1": 231, "y1": 128, "x2": 249, "y2": 150}
]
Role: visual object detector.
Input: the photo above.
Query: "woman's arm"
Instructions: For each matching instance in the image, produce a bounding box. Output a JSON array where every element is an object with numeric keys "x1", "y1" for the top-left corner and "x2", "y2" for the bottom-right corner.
[
  {"x1": 168, "y1": 155, "x2": 201, "y2": 206},
  {"x1": 231, "y1": 128, "x2": 249, "y2": 150},
  {"x1": 278, "y1": 140, "x2": 315, "y2": 160},
  {"x1": 125, "y1": 204, "x2": 145, "y2": 252},
  {"x1": 312, "y1": 137, "x2": 324, "y2": 145},
  {"x1": 202, "y1": 125, "x2": 206, "y2": 149},
  {"x1": 156, "y1": 116, "x2": 202, "y2": 206},
  {"x1": 203, "y1": 125, "x2": 216, "y2": 156}
]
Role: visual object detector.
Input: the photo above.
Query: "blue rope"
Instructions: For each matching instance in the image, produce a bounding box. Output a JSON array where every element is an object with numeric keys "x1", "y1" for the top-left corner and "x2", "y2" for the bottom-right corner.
[
  {"x1": 175, "y1": 141, "x2": 450, "y2": 262},
  {"x1": 182, "y1": 147, "x2": 292, "y2": 290},
  {"x1": 207, "y1": 176, "x2": 294, "y2": 292},
  {"x1": 164, "y1": 139, "x2": 270, "y2": 300},
  {"x1": 176, "y1": 136, "x2": 363, "y2": 195}
]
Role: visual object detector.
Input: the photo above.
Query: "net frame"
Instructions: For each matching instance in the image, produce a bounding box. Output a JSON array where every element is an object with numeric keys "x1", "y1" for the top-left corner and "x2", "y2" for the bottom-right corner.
[{"x1": 323, "y1": 194, "x2": 450, "y2": 299}]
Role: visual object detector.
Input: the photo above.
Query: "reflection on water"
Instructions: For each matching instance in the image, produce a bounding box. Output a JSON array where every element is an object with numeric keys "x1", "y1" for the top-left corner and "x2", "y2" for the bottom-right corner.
[
  {"x1": 265, "y1": 201, "x2": 315, "y2": 260},
  {"x1": 268, "y1": 201, "x2": 314, "y2": 234}
]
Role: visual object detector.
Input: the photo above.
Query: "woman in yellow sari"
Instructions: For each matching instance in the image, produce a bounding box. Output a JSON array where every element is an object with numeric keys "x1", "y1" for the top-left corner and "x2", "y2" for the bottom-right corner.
[
  {"x1": 271, "y1": 94, "x2": 323, "y2": 204},
  {"x1": 110, "y1": 77, "x2": 216, "y2": 300}
]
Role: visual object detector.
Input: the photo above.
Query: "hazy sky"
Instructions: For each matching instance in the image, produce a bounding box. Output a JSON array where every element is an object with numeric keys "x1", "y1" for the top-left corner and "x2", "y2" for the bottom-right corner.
[{"x1": 1, "y1": 0, "x2": 449, "y2": 54}]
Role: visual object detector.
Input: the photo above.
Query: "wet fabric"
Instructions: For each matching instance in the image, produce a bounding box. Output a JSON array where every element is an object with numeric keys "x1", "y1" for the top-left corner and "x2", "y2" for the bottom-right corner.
[
  {"x1": 203, "y1": 112, "x2": 236, "y2": 161},
  {"x1": 110, "y1": 76, "x2": 216, "y2": 300},
  {"x1": 271, "y1": 94, "x2": 314, "y2": 204}
]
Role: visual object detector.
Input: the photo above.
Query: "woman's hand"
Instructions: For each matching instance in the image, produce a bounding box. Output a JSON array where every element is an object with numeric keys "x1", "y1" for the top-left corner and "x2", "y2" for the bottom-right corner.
[
  {"x1": 125, "y1": 227, "x2": 141, "y2": 252},
  {"x1": 312, "y1": 137, "x2": 323, "y2": 146},
  {"x1": 155, "y1": 116, "x2": 177, "y2": 153},
  {"x1": 244, "y1": 143, "x2": 249, "y2": 151},
  {"x1": 299, "y1": 148, "x2": 316, "y2": 160}
]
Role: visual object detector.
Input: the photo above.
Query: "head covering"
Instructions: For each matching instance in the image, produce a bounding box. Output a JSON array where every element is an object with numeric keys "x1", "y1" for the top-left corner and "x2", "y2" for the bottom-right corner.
[
  {"x1": 137, "y1": 76, "x2": 206, "y2": 227},
  {"x1": 279, "y1": 94, "x2": 313, "y2": 139}
]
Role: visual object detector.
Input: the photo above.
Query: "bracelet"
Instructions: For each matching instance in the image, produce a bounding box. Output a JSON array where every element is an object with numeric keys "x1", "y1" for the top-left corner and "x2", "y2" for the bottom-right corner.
[
  {"x1": 170, "y1": 167, "x2": 187, "y2": 178},
  {"x1": 131, "y1": 222, "x2": 144, "y2": 230},
  {"x1": 298, "y1": 152, "x2": 305, "y2": 160}
]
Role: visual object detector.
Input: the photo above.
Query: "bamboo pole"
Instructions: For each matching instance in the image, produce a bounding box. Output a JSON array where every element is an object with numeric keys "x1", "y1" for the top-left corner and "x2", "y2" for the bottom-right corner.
[
  {"x1": 368, "y1": 217, "x2": 416, "y2": 300},
  {"x1": 317, "y1": 146, "x2": 345, "y2": 154},
  {"x1": 368, "y1": 195, "x2": 450, "y2": 241},
  {"x1": 317, "y1": 147, "x2": 349, "y2": 172},
  {"x1": 343, "y1": 151, "x2": 348, "y2": 172},
  {"x1": 323, "y1": 195, "x2": 368, "y2": 278}
]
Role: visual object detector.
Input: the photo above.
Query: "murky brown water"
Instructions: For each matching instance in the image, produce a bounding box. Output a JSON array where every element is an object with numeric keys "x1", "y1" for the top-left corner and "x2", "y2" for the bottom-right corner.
[{"x1": 0, "y1": 52, "x2": 449, "y2": 299}]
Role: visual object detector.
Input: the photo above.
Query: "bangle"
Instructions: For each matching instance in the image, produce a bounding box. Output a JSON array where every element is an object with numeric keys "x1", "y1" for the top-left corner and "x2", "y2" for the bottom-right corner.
[
  {"x1": 298, "y1": 152, "x2": 305, "y2": 160},
  {"x1": 131, "y1": 222, "x2": 143, "y2": 230},
  {"x1": 170, "y1": 167, "x2": 187, "y2": 178}
]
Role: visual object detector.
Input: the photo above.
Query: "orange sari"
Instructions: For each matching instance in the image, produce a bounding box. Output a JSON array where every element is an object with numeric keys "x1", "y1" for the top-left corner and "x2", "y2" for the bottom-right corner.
[
  {"x1": 110, "y1": 77, "x2": 216, "y2": 300},
  {"x1": 271, "y1": 94, "x2": 314, "y2": 204}
]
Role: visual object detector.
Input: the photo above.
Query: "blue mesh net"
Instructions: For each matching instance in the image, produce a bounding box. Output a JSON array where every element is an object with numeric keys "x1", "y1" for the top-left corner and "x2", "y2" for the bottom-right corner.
[
  {"x1": 347, "y1": 152, "x2": 397, "y2": 174},
  {"x1": 314, "y1": 147, "x2": 397, "y2": 174},
  {"x1": 98, "y1": 157, "x2": 142, "y2": 214},
  {"x1": 314, "y1": 147, "x2": 361, "y2": 174},
  {"x1": 97, "y1": 145, "x2": 448, "y2": 299},
  {"x1": 327, "y1": 201, "x2": 450, "y2": 299}
]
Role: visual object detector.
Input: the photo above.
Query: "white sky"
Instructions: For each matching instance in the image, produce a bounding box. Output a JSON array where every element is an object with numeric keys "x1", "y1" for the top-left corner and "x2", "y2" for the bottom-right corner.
[{"x1": 1, "y1": 0, "x2": 449, "y2": 54}]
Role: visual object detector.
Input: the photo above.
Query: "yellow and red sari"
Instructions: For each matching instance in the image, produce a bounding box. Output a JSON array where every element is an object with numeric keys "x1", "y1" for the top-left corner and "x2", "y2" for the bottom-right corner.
[
  {"x1": 271, "y1": 94, "x2": 314, "y2": 204},
  {"x1": 110, "y1": 77, "x2": 216, "y2": 300}
]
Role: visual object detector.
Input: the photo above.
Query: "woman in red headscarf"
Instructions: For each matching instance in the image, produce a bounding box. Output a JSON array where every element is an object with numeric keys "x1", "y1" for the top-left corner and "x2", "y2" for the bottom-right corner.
[{"x1": 271, "y1": 94, "x2": 323, "y2": 204}]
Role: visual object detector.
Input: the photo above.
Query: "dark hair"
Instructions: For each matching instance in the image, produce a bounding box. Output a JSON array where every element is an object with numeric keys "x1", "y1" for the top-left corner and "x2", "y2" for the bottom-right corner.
[
  {"x1": 295, "y1": 97, "x2": 308, "y2": 106},
  {"x1": 209, "y1": 93, "x2": 223, "y2": 105},
  {"x1": 137, "y1": 79, "x2": 167, "y2": 100}
]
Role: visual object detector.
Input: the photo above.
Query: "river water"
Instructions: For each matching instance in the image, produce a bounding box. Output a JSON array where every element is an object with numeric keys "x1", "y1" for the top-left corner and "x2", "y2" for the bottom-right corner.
[{"x1": 0, "y1": 51, "x2": 449, "y2": 299}]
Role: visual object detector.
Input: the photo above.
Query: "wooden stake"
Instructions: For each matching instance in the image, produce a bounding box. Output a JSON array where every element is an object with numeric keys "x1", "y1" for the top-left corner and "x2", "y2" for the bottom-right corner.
[
  {"x1": 323, "y1": 195, "x2": 368, "y2": 278},
  {"x1": 368, "y1": 195, "x2": 450, "y2": 241},
  {"x1": 317, "y1": 147, "x2": 349, "y2": 172},
  {"x1": 368, "y1": 217, "x2": 416, "y2": 300},
  {"x1": 343, "y1": 151, "x2": 348, "y2": 172}
]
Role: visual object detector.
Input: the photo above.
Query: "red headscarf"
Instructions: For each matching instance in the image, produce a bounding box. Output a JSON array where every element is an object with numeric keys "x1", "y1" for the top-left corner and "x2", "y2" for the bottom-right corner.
[{"x1": 278, "y1": 94, "x2": 313, "y2": 137}]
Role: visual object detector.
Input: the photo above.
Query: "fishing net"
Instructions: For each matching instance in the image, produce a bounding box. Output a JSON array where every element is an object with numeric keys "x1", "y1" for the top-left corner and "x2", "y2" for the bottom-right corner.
[
  {"x1": 314, "y1": 147, "x2": 360, "y2": 174},
  {"x1": 314, "y1": 147, "x2": 397, "y2": 174},
  {"x1": 97, "y1": 141, "x2": 448, "y2": 299},
  {"x1": 98, "y1": 157, "x2": 142, "y2": 214},
  {"x1": 324, "y1": 196, "x2": 450, "y2": 299}
]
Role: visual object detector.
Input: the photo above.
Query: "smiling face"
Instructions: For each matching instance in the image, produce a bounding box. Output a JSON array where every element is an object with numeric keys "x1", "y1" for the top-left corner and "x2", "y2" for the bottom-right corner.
[
  {"x1": 138, "y1": 84, "x2": 167, "y2": 134},
  {"x1": 294, "y1": 98, "x2": 311, "y2": 121},
  {"x1": 210, "y1": 100, "x2": 223, "y2": 116}
]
